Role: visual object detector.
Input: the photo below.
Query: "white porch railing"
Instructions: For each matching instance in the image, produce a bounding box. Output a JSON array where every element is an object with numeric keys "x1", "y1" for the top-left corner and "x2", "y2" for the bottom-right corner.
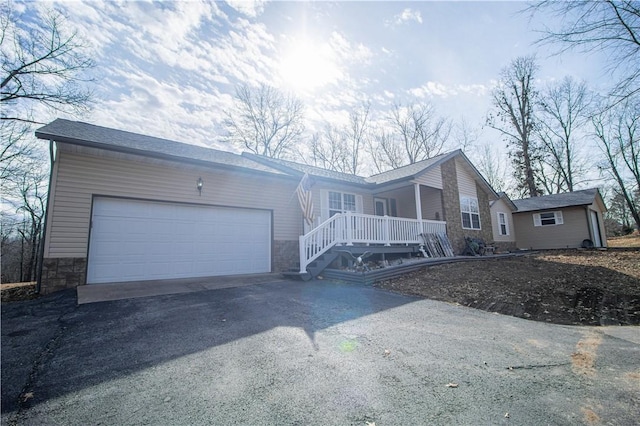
[{"x1": 299, "y1": 212, "x2": 447, "y2": 273}]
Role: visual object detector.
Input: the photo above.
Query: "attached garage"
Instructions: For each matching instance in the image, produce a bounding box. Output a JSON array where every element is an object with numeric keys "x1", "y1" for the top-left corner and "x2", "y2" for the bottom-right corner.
[{"x1": 87, "y1": 197, "x2": 272, "y2": 284}]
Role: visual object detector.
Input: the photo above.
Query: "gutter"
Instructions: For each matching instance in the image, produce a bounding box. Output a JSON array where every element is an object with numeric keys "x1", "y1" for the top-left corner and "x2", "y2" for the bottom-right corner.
[
  {"x1": 34, "y1": 132, "x2": 288, "y2": 180},
  {"x1": 36, "y1": 140, "x2": 55, "y2": 294}
]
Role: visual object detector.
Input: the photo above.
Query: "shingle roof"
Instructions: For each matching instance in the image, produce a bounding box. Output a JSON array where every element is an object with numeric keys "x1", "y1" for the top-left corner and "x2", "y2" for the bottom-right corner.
[
  {"x1": 241, "y1": 153, "x2": 370, "y2": 185},
  {"x1": 35, "y1": 119, "x2": 286, "y2": 175},
  {"x1": 366, "y1": 151, "x2": 458, "y2": 184},
  {"x1": 490, "y1": 192, "x2": 518, "y2": 210},
  {"x1": 512, "y1": 188, "x2": 601, "y2": 212},
  {"x1": 35, "y1": 120, "x2": 499, "y2": 196}
]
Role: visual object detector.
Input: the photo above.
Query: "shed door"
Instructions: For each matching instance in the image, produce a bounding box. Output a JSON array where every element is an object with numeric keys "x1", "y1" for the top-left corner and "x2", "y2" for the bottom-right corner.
[
  {"x1": 87, "y1": 198, "x2": 271, "y2": 284},
  {"x1": 590, "y1": 210, "x2": 602, "y2": 247}
]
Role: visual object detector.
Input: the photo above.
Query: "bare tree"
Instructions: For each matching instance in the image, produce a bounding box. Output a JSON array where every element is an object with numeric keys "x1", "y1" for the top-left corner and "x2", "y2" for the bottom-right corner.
[
  {"x1": 487, "y1": 55, "x2": 542, "y2": 197},
  {"x1": 390, "y1": 102, "x2": 451, "y2": 163},
  {"x1": 3, "y1": 155, "x2": 48, "y2": 282},
  {"x1": 475, "y1": 142, "x2": 508, "y2": 194},
  {"x1": 1, "y1": 3, "x2": 94, "y2": 283},
  {"x1": 223, "y1": 84, "x2": 305, "y2": 159},
  {"x1": 592, "y1": 99, "x2": 640, "y2": 230},
  {"x1": 1, "y1": 5, "x2": 94, "y2": 125},
  {"x1": 344, "y1": 103, "x2": 370, "y2": 175},
  {"x1": 1, "y1": 4, "x2": 94, "y2": 179},
  {"x1": 606, "y1": 190, "x2": 636, "y2": 235},
  {"x1": 453, "y1": 117, "x2": 480, "y2": 152},
  {"x1": 368, "y1": 102, "x2": 451, "y2": 172},
  {"x1": 307, "y1": 103, "x2": 370, "y2": 174},
  {"x1": 535, "y1": 156, "x2": 569, "y2": 196},
  {"x1": 537, "y1": 77, "x2": 592, "y2": 193},
  {"x1": 0, "y1": 122, "x2": 31, "y2": 180},
  {"x1": 368, "y1": 128, "x2": 403, "y2": 173},
  {"x1": 308, "y1": 128, "x2": 348, "y2": 172},
  {"x1": 527, "y1": 1, "x2": 640, "y2": 103}
]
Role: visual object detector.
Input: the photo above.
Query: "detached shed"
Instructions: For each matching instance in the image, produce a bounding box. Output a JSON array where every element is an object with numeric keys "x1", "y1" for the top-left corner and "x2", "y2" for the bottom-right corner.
[{"x1": 512, "y1": 188, "x2": 607, "y2": 250}]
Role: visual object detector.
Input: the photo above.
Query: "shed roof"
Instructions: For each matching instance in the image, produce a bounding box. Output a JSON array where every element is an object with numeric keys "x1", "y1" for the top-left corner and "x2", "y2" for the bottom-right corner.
[{"x1": 512, "y1": 188, "x2": 604, "y2": 212}]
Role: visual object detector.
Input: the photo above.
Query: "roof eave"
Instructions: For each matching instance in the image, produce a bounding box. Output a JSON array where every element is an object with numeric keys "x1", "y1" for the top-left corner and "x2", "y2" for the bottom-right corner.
[
  {"x1": 36, "y1": 131, "x2": 287, "y2": 178},
  {"x1": 512, "y1": 202, "x2": 594, "y2": 213},
  {"x1": 242, "y1": 152, "x2": 374, "y2": 188}
]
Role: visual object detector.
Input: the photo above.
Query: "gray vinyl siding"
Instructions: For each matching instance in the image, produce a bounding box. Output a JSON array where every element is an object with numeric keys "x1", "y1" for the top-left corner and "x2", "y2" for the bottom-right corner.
[
  {"x1": 45, "y1": 148, "x2": 301, "y2": 258},
  {"x1": 420, "y1": 186, "x2": 443, "y2": 221},
  {"x1": 392, "y1": 187, "x2": 416, "y2": 218},
  {"x1": 490, "y1": 199, "x2": 516, "y2": 243},
  {"x1": 513, "y1": 206, "x2": 590, "y2": 249},
  {"x1": 456, "y1": 158, "x2": 477, "y2": 198},
  {"x1": 413, "y1": 166, "x2": 442, "y2": 189}
]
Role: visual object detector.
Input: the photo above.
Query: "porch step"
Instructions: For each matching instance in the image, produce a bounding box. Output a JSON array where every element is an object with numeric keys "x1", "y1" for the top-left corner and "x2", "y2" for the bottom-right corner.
[{"x1": 283, "y1": 244, "x2": 426, "y2": 283}]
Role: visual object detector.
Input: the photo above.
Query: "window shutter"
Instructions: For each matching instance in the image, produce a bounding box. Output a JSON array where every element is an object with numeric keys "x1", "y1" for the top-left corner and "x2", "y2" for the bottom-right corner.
[
  {"x1": 555, "y1": 211, "x2": 564, "y2": 225},
  {"x1": 533, "y1": 213, "x2": 542, "y2": 227},
  {"x1": 356, "y1": 195, "x2": 363, "y2": 213}
]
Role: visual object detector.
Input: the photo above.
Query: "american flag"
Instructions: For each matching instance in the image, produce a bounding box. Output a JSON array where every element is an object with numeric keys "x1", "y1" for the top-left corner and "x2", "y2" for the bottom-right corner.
[{"x1": 296, "y1": 173, "x2": 315, "y2": 226}]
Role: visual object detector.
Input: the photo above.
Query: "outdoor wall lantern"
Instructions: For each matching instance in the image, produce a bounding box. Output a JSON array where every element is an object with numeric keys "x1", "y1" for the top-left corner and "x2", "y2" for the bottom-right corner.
[{"x1": 197, "y1": 177, "x2": 203, "y2": 196}]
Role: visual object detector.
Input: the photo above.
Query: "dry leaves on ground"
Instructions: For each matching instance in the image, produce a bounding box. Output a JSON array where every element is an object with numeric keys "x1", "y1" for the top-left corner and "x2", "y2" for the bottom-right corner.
[{"x1": 375, "y1": 250, "x2": 640, "y2": 326}]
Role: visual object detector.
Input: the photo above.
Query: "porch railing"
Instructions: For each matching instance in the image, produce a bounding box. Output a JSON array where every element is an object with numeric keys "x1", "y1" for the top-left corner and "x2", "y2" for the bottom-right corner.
[{"x1": 299, "y1": 212, "x2": 447, "y2": 273}]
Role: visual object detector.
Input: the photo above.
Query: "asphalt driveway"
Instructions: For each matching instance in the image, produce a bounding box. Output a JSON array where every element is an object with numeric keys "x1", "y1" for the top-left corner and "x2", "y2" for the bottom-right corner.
[{"x1": 2, "y1": 280, "x2": 639, "y2": 425}]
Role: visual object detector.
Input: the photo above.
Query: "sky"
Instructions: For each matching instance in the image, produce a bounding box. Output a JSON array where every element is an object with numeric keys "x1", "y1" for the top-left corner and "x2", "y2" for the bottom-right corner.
[{"x1": 13, "y1": 0, "x2": 611, "y2": 178}]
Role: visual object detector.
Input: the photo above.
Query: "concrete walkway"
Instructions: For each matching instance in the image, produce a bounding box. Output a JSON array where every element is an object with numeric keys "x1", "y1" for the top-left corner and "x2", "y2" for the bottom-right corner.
[
  {"x1": 76, "y1": 273, "x2": 284, "y2": 304},
  {"x1": 77, "y1": 254, "x2": 527, "y2": 304}
]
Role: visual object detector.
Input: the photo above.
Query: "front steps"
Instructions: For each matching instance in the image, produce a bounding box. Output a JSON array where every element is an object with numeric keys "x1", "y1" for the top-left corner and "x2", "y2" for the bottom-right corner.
[{"x1": 282, "y1": 244, "x2": 422, "y2": 281}]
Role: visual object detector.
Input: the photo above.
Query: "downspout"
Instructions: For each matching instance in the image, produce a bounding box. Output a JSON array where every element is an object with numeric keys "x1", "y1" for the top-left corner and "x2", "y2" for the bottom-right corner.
[{"x1": 35, "y1": 140, "x2": 55, "y2": 294}]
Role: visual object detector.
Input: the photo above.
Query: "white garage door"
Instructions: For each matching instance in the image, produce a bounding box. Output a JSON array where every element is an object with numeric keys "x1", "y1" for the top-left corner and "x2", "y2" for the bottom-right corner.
[{"x1": 87, "y1": 197, "x2": 271, "y2": 284}]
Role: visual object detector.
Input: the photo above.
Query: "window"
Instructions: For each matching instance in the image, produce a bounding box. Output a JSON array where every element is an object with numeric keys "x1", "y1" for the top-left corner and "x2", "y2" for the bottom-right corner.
[
  {"x1": 533, "y1": 211, "x2": 564, "y2": 226},
  {"x1": 328, "y1": 191, "x2": 356, "y2": 217},
  {"x1": 497, "y1": 212, "x2": 509, "y2": 236},
  {"x1": 460, "y1": 197, "x2": 481, "y2": 230}
]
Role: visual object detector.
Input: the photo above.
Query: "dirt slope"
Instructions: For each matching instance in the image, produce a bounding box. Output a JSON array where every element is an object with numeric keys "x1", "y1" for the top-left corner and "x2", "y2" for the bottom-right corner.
[{"x1": 375, "y1": 250, "x2": 640, "y2": 326}]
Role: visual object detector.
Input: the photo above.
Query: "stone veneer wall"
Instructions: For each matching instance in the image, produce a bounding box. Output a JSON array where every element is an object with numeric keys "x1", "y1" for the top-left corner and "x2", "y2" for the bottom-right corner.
[
  {"x1": 40, "y1": 257, "x2": 87, "y2": 294},
  {"x1": 440, "y1": 159, "x2": 494, "y2": 254},
  {"x1": 39, "y1": 241, "x2": 297, "y2": 294},
  {"x1": 273, "y1": 239, "x2": 299, "y2": 272},
  {"x1": 440, "y1": 159, "x2": 465, "y2": 254}
]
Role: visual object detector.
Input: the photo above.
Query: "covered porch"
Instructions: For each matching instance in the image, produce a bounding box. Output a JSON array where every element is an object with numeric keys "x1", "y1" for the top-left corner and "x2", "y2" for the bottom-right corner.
[
  {"x1": 296, "y1": 181, "x2": 451, "y2": 278},
  {"x1": 298, "y1": 212, "x2": 449, "y2": 276}
]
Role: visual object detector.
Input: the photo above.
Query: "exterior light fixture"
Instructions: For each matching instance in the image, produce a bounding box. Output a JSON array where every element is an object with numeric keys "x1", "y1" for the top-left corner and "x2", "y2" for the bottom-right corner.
[{"x1": 197, "y1": 177, "x2": 203, "y2": 195}]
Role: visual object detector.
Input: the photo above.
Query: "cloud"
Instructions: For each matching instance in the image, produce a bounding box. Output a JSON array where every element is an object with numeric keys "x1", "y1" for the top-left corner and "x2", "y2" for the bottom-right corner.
[
  {"x1": 408, "y1": 82, "x2": 488, "y2": 99},
  {"x1": 409, "y1": 82, "x2": 450, "y2": 98},
  {"x1": 388, "y1": 8, "x2": 423, "y2": 26},
  {"x1": 224, "y1": 0, "x2": 266, "y2": 18}
]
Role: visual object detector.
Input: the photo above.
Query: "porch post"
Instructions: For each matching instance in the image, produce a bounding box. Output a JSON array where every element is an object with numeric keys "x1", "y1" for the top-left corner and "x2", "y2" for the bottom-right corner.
[
  {"x1": 414, "y1": 183, "x2": 423, "y2": 232},
  {"x1": 384, "y1": 215, "x2": 391, "y2": 246},
  {"x1": 345, "y1": 211, "x2": 354, "y2": 246}
]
